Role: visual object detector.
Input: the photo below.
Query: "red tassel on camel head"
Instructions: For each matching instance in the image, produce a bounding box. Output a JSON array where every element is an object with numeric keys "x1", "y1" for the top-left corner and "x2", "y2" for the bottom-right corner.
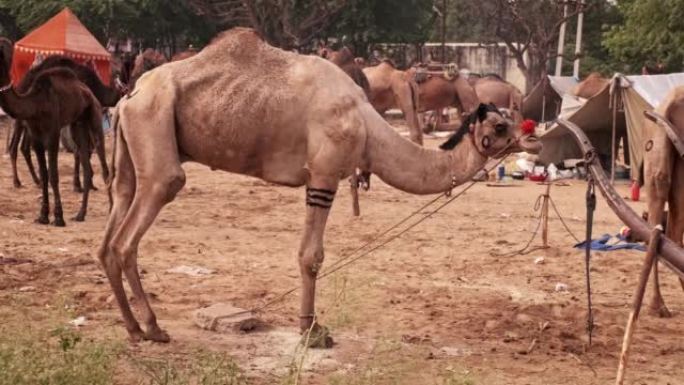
[{"x1": 520, "y1": 119, "x2": 536, "y2": 135}]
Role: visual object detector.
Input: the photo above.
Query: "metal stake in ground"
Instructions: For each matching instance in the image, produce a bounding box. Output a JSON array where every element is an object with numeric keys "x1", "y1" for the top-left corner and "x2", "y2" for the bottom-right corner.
[
  {"x1": 615, "y1": 225, "x2": 663, "y2": 385},
  {"x1": 584, "y1": 178, "x2": 596, "y2": 346}
]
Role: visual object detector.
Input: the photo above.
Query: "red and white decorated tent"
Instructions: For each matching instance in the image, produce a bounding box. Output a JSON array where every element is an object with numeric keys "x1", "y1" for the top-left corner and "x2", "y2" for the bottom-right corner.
[{"x1": 10, "y1": 8, "x2": 111, "y2": 85}]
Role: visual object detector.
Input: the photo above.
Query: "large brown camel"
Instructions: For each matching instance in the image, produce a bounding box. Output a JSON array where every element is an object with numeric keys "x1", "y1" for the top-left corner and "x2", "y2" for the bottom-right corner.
[
  {"x1": 407, "y1": 66, "x2": 479, "y2": 118},
  {"x1": 572, "y1": 72, "x2": 609, "y2": 99},
  {"x1": 98, "y1": 28, "x2": 541, "y2": 345},
  {"x1": 0, "y1": 38, "x2": 107, "y2": 225},
  {"x1": 363, "y1": 61, "x2": 424, "y2": 144},
  {"x1": 468, "y1": 74, "x2": 524, "y2": 119},
  {"x1": 643, "y1": 86, "x2": 684, "y2": 317},
  {"x1": 9, "y1": 55, "x2": 120, "y2": 189}
]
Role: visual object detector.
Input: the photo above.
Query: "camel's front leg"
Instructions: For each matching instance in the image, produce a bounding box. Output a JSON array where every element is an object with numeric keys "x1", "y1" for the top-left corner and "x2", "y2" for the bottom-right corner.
[{"x1": 298, "y1": 184, "x2": 337, "y2": 348}]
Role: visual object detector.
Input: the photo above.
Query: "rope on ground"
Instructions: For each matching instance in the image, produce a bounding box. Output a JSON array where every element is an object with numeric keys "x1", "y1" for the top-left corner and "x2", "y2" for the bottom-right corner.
[{"x1": 240, "y1": 154, "x2": 513, "y2": 317}]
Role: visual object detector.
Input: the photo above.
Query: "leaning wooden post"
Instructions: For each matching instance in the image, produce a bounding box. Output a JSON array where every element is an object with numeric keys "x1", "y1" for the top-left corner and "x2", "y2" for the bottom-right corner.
[
  {"x1": 350, "y1": 175, "x2": 360, "y2": 217},
  {"x1": 541, "y1": 183, "x2": 552, "y2": 248},
  {"x1": 615, "y1": 225, "x2": 663, "y2": 385}
]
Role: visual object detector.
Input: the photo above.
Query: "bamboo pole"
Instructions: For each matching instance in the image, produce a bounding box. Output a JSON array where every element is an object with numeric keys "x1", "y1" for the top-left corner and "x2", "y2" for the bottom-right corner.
[
  {"x1": 615, "y1": 226, "x2": 663, "y2": 385},
  {"x1": 573, "y1": 0, "x2": 585, "y2": 78}
]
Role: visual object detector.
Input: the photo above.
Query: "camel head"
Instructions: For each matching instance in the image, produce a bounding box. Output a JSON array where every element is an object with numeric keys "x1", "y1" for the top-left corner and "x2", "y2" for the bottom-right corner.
[
  {"x1": 440, "y1": 103, "x2": 541, "y2": 157},
  {"x1": 0, "y1": 37, "x2": 13, "y2": 86}
]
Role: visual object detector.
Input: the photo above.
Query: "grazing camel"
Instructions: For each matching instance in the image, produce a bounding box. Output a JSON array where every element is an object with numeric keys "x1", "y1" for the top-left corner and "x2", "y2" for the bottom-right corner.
[
  {"x1": 643, "y1": 86, "x2": 684, "y2": 317},
  {"x1": 363, "y1": 61, "x2": 423, "y2": 144},
  {"x1": 99, "y1": 28, "x2": 541, "y2": 345},
  {"x1": 572, "y1": 72, "x2": 609, "y2": 99},
  {"x1": 9, "y1": 55, "x2": 120, "y2": 189},
  {"x1": 0, "y1": 38, "x2": 107, "y2": 225}
]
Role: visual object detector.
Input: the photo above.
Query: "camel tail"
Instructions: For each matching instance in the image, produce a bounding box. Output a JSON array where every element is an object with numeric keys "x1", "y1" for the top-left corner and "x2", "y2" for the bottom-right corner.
[{"x1": 107, "y1": 106, "x2": 121, "y2": 211}]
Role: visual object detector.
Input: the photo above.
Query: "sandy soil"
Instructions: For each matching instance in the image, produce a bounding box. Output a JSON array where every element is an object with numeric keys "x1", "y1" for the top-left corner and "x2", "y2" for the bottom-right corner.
[{"x1": 1, "y1": 117, "x2": 683, "y2": 385}]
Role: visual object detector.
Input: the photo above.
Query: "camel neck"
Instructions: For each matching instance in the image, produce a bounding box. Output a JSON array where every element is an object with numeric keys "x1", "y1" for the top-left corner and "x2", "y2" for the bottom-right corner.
[
  {"x1": 0, "y1": 86, "x2": 36, "y2": 120},
  {"x1": 364, "y1": 112, "x2": 487, "y2": 195}
]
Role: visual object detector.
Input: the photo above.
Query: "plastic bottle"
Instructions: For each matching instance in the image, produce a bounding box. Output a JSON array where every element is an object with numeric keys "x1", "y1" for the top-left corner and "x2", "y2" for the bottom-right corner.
[{"x1": 631, "y1": 180, "x2": 640, "y2": 201}]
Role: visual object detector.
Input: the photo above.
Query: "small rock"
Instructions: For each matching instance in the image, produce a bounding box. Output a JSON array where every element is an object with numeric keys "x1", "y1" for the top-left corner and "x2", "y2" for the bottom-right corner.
[
  {"x1": 167, "y1": 265, "x2": 215, "y2": 277},
  {"x1": 69, "y1": 316, "x2": 87, "y2": 327},
  {"x1": 554, "y1": 283, "x2": 569, "y2": 292},
  {"x1": 18, "y1": 286, "x2": 36, "y2": 292},
  {"x1": 534, "y1": 256, "x2": 545, "y2": 265},
  {"x1": 193, "y1": 303, "x2": 261, "y2": 333}
]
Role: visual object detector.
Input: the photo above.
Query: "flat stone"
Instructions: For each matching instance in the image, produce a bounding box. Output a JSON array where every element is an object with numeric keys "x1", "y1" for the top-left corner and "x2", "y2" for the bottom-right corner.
[{"x1": 193, "y1": 303, "x2": 260, "y2": 333}]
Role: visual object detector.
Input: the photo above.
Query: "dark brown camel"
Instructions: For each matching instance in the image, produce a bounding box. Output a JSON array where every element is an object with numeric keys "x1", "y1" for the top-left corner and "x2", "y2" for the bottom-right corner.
[
  {"x1": 0, "y1": 38, "x2": 108, "y2": 225},
  {"x1": 9, "y1": 55, "x2": 120, "y2": 189}
]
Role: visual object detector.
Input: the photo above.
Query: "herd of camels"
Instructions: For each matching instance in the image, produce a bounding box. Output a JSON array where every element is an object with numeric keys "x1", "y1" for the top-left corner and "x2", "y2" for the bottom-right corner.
[{"x1": 0, "y1": 27, "x2": 682, "y2": 346}]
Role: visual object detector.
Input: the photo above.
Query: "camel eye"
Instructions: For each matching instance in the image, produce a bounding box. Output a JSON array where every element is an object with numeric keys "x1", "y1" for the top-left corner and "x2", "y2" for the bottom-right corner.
[{"x1": 495, "y1": 124, "x2": 507, "y2": 135}]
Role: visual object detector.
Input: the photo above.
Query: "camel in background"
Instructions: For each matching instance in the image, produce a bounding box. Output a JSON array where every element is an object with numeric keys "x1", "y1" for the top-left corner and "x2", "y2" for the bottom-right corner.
[
  {"x1": 573, "y1": 72, "x2": 609, "y2": 99},
  {"x1": 128, "y1": 47, "x2": 198, "y2": 90},
  {"x1": 9, "y1": 55, "x2": 120, "y2": 189},
  {"x1": 642, "y1": 86, "x2": 684, "y2": 317},
  {"x1": 407, "y1": 65, "x2": 479, "y2": 128},
  {"x1": 363, "y1": 61, "x2": 423, "y2": 144},
  {"x1": 469, "y1": 74, "x2": 524, "y2": 121},
  {"x1": 99, "y1": 28, "x2": 541, "y2": 346},
  {"x1": 0, "y1": 38, "x2": 107, "y2": 225}
]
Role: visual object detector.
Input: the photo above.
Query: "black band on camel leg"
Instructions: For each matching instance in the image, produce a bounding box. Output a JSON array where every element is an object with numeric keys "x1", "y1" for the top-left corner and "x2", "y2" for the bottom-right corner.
[{"x1": 306, "y1": 187, "x2": 336, "y2": 208}]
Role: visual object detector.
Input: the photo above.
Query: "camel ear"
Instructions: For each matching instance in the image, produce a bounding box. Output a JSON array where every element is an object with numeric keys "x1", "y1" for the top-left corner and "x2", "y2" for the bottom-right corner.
[{"x1": 476, "y1": 103, "x2": 489, "y2": 122}]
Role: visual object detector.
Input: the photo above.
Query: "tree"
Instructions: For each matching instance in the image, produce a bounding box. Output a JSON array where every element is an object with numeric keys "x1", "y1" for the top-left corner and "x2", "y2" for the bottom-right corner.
[{"x1": 603, "y1": 0, "x2": 684, "y2": 73}]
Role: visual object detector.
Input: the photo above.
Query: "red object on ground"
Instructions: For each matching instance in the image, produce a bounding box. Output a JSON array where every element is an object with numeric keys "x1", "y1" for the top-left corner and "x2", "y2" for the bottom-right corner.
[
  {"x1": 631, "y1": 180, "x2": 640, "y2": 201},
  {"x1": 528, "y1": 172, "x2": 548, "y2": 182}
]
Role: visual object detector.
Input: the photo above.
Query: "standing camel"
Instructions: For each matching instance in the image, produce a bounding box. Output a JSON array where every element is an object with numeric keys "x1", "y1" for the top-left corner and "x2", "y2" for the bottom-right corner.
[
  {"x1": 0, "y1": 38, "x2": 107, "y2": 225},
  {"x1": 643, "y1": 86, "x2": 684, "y2": 317},
  {"x1": 9, "y1": 55, "x2": 120, "y2": 189},
  {"x1": 128, "y1": 47, "x2": 198, "y2": 90},
  {"x1": 99, "y1": 28, "x2": 541, "y2": 345},
  {"x1": 572, "y1": 72, "x2": 609, "y2": 99},
  {"x1": 363, "y1": 61, "x2": 424, "y2": 144}
]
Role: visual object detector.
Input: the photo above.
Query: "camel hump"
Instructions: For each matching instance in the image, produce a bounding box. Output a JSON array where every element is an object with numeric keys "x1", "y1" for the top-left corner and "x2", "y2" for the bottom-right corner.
[{"x1": 21, "y1": 67, "x2": 79, "y2": 96}]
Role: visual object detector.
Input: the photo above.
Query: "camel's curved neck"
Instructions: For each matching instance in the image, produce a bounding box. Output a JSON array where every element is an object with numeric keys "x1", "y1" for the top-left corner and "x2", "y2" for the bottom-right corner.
[
  {"x1": 363, "y1": 111, "x2": 487, "y2": 195},
  {"x1": 0, "y1": 86, "x2": 36, "y2": 120}
]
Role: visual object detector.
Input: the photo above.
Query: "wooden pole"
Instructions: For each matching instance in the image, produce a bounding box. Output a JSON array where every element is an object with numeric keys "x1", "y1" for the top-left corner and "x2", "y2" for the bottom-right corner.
[
  {"x1": 615, "y1": 226, "x2": 663, "y2": 385},
  {"x1": 350, "y1": 175, "x2": 360, "y2": 217},
  {"x1": 542, "y1": 183, "x2": 551, "y2": 248},
  {"x1": 555, "y1": 3, "x2": 568, "y2": 76},
  {"x1": 611, "y1": 90, "x2": 618, "y2": 184}
]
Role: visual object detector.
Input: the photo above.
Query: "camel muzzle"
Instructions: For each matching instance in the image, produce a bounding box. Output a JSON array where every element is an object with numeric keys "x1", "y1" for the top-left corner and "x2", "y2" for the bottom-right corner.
[{"x1": 517, "y1": 134, "x2": 542, "y2": 154}]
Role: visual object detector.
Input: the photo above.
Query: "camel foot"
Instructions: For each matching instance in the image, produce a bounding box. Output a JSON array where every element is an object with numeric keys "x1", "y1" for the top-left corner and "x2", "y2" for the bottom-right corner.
[
  {"x1": 13, "y1": 180, "x2": 22, "y2": 189},
  {"x1": 73, "y1": 185, "x2": 83, "y2": 193},
  {"x1": 90, "y1": 184, "x2": 98, "y2": 192},
  {"x1": 143, "y1": 326, "x2": 171, "y2": 343},
  {"x1": 35, "y1": 216, "x2": 50, "y2": 225},
  {"x1": 53, "y1": 217, "x2": 66, "y2": 227},
  {"x1": 649, "y1": 302, "x2": 673, "y2": 318},
  {"x1": 72, "y1": 213, "x2": 85, "y2": 222},
  {"x1": 127, "y1": 328, "x2": 146, "y2": 343},
  {"x1": 301, "y1": 323, "x2": 333, "y2": 349}
]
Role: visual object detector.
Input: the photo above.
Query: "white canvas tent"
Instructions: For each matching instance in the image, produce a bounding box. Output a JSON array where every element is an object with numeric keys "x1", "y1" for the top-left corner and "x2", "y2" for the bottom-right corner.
[{"x1": 539, "y1": 72, "x2": 684, "y2": 179}]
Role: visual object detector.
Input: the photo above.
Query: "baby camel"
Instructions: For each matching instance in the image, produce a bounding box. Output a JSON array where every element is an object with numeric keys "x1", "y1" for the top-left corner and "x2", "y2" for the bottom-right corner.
[{"x1": 99, "y1": 28, "x2": 541, "y2": 345}]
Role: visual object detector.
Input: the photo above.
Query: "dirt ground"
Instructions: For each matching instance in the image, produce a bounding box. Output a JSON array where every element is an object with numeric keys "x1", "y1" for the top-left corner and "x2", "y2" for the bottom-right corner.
[{"x1": 1, "y1": 117, "x2": 683, "y2": 385}]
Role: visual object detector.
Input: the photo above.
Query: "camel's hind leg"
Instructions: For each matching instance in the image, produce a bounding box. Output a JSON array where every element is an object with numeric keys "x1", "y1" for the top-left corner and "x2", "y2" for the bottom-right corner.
[
  {"x1": 98, "y1": 124, "x2": 142, "y2": 340},
  {"x1": 669, "y1": 158, "x2": 684, "y2": 293},
  {"x1": 72, "y1": 123, "x2": 94, "y2": 222},
  {"x1": 104, "y1": 103, "x2": 185, "y2": 342},
  {"x1": 647, "y1": 183, "x2": 671, "y2": 317}
]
